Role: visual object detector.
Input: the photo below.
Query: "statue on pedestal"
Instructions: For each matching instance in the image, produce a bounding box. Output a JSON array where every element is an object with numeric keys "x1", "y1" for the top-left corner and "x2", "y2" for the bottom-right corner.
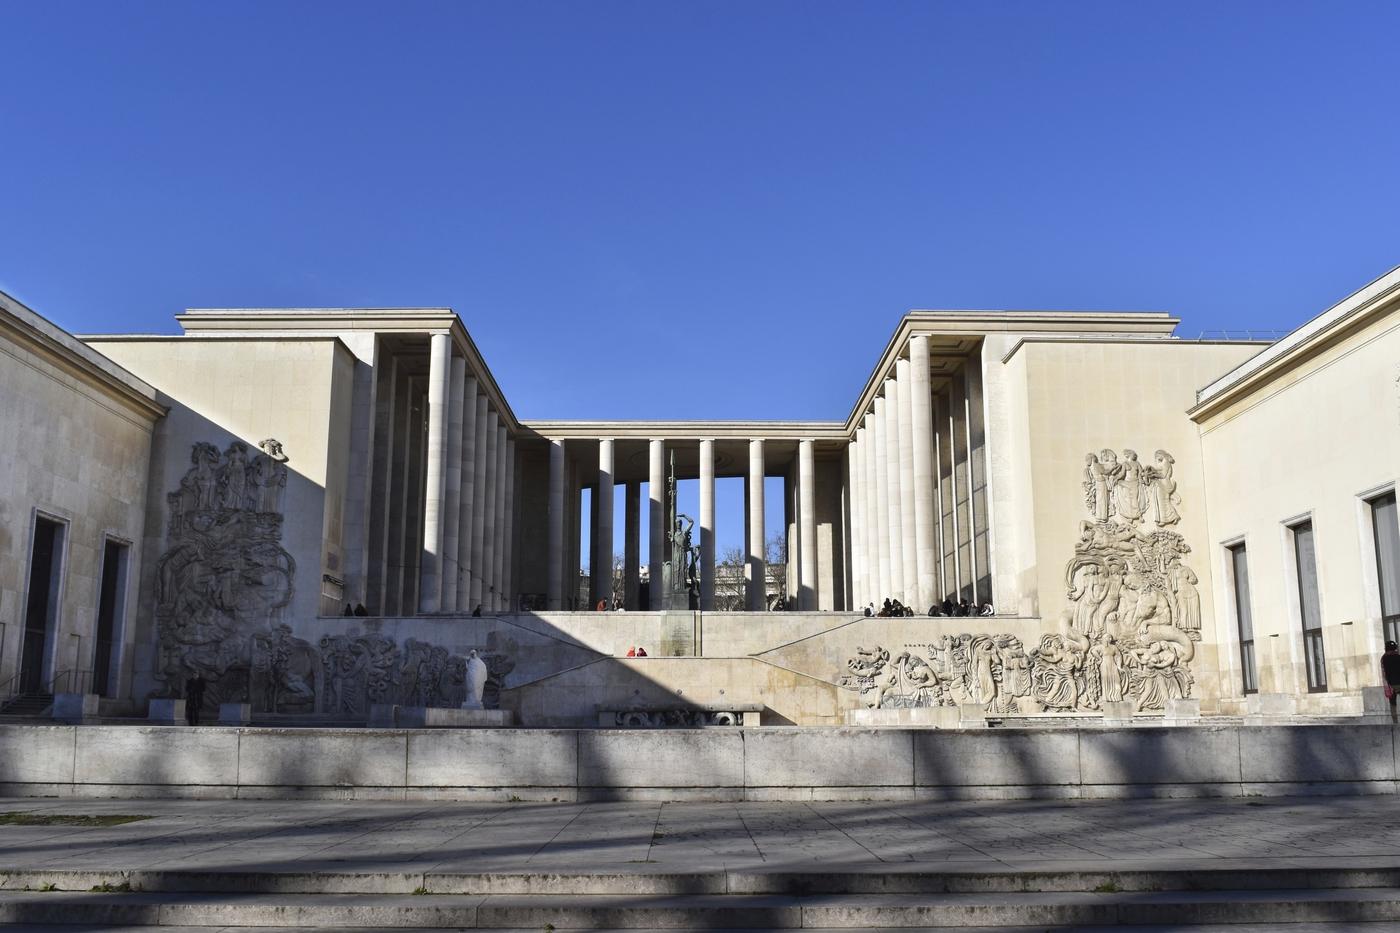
[
  {"x1": 461, "y1": 649, "x2": 489, "y2": 710},
  {"x1": 662, "y1": 451, "x2": 702, "y2": 610}
]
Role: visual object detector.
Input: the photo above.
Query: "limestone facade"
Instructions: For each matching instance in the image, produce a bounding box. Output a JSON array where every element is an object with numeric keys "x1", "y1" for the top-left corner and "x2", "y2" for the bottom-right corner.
[{"x1": 1, "y1": 265, "x2": 1397, "y2": 724}]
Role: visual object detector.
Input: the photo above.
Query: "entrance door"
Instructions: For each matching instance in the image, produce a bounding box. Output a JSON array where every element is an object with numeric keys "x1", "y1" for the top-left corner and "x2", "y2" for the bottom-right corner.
[
  {"x1": 93, "y1": 540, "x2": 128, "y2": 697},
  {"x1": 20, "y1": 517, "x2": 64, "y2": 694}
]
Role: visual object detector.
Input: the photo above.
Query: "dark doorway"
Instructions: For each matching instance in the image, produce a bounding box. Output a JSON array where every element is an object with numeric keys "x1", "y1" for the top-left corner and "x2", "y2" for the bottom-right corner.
[
  {"x1": 93, "y1": 540, "x2": 128, "y2": 697},
  {"x1": 20, "y1": 516, "x2": 64, "y2": 694}
]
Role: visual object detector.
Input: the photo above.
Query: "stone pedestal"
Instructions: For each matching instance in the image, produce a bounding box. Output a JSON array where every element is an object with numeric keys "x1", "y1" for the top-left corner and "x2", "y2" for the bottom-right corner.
[
  {"x1": 52, "y1": 693, "x2": 98, "y2": 724},
  {"x1": 148, "y1": 698, "x2": 186, "y2": 724},
  {"x1": 1102, "y1": 700, "x2": 1134, "y2": 725},
  {"x1": 218, "y1": 703, "x2": 252, "y2": 726},
  {"x1": 843, "y1": 706, "x2": 959, "y2": 728},
  {"x1": 658, "y1": 611, "x2": 697, "y2": 657},
  {"x1": 1245, "y1": 693, "x2": 1297, "y2": 721},
  {"x1": 1362, "y1": 686, "x2": 1395, "y2": 722},
  {"x1": 1165, "y1": 698, "x2": 1201, "y2": 722},
  {"x1": 958, "y1": 703, "x2": 987, "y2": 727},
  {"x1": 368, "y1": 704, "x2": 398, "y2": 728}
]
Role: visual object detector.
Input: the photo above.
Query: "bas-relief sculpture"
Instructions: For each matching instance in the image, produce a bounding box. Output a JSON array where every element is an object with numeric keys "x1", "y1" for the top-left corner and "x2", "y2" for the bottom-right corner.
[
  {"x1": 156, "y1": 440, "x2": 514, "y2": 715},
  {"x1": 840, "y1": 447, "x2": 1200, "y2": 714}
]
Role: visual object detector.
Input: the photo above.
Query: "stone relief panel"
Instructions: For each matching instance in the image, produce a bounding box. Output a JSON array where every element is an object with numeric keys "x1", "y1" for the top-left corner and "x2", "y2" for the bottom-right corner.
[
  {"x1": 318, "y1": 633, "x2": 514, "y2": 716},
  {"x1": 155, "y1": 440, "x2": 297, "y2": 710},
  {"x1": 839, "y1": 446, "x2": 1201, "y2": 714}
]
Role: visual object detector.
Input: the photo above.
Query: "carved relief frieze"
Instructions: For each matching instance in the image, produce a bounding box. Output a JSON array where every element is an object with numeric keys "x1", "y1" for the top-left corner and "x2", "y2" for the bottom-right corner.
[{"x1": 840, "y1": 446, "x2": 1200, "y2": 714}]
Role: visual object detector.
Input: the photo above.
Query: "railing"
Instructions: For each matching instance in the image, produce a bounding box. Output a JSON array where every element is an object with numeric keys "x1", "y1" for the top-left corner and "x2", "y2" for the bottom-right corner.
[
  {"x1": 46, "y1": 669, "x2": 93, "y2": 696},
  {"x1": 1189, "y1": 329, "x2": 1289, "y2": 342}
]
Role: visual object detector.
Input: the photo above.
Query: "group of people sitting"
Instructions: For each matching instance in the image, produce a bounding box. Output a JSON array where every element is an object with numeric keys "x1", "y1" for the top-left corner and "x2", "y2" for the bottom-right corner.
[{"x1": 864, "y1": 597, "x2": 994, "y2": 618}]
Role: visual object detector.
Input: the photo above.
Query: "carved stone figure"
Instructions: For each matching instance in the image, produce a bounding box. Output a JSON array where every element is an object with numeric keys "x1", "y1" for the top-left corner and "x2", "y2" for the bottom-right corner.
[
  {"x1": 462, "y1": 649, "x2": 489, "y2": 710},
  {"x1": 1149, "y1": 450, "x2": 1181, "y2": 525},
  {"x1": 1083, "y1": 453, "x2": 1111, "y2": 522}
]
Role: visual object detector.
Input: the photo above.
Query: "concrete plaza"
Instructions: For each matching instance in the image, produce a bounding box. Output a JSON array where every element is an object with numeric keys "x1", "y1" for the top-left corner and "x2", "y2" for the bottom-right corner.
[{"x1": 6, "y1": 795, "x2": 1400, "y2": 929}]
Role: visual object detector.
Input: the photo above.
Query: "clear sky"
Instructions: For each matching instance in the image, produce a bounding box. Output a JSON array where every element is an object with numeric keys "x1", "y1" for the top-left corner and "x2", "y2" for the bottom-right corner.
[{"x1": 3, "y1": 2, "x2": 1398, "y2": 570}]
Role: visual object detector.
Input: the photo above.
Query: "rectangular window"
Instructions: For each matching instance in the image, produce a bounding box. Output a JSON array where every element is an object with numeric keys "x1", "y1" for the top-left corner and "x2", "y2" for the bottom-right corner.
[
  {"x1": 1228, "y1": 543, "x2": 1257, "y2": 694},
  {"x1": 1292, "y1": 520, "x2": 1327, "y2": 692},
  {"x1": 1371, "y1": 492, "x2": 1400, "y2": 647}
]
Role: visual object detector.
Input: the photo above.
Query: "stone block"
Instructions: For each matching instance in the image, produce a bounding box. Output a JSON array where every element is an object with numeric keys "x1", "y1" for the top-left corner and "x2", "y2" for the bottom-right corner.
[
  {"x1": 368, "y1": 704, "x2": 398, "y2": 728},
  {"x1": 1166, "y1": 698, "x2": 1201, "y2": 721},
  {"x1": 218, "y1": 703, "x2": 251, "y2": 726},
  {"x1": 1080, "y1": 726, "x2": 1243, "y2": 787},
  {"x1": 73, "y1": 726, "x2": 239, "y2": 787},
  {"x1": 238, "y1": 730, "x2": 408, "y2": 788},
  {"x1": 52, "y1": 693, "x2": 98, "y2": 724},
  {"x1": 1239, "y1": 724, "x2": 1395, "y2": 785},
  {"x1": 959, "y1": 704, "x2": 987, "y2": 727},
  {"x1": 1245, "y1": 693, "x2": 1297, "y2": 718},
  {"x1": 1101, "y1": 700, "x2": 1134, "y2": 723},
  {"x1": 913, "y1": 729, "x2": 1081, "y2": 787},
  {"x1": 579, "y1": 730, "x2": 743, "y2": 788},
  {"x1": 0, "y1": 725, "x2": 75, "y2": 784},
  {"x1": 1362, "y1": 686, "x2": 1393, "y2": 716},
  {"x1": 147, "y1": 699, "x2": 185, "y2": 724},
  {"x1": 397, "y1": 707, "x2": 514, "y2": 728},
  {"x1": 406, "y1": 729, "x2": 577, "y2": 789},
  {"x1": 741, "y1": 710, "x2": 761, "y2": 727},
  {"x1": 744, "y1": 729, "x2": 913, "y2": 788}
]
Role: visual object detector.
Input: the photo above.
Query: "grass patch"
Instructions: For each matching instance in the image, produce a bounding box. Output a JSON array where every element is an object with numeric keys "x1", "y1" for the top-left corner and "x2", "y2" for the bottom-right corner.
[
  {"x1": 89, "y1": 882, "x2": 132, "y2": 893},
  {"x1": 411, "y1": 885, "x2": 429, "y2": 896},
  {"x1": 1093, "y1": 880, "x2": 1120, "y2": 893},
  {"x1": 0, "y1": 812, "x2": 151, "y2": 827}
]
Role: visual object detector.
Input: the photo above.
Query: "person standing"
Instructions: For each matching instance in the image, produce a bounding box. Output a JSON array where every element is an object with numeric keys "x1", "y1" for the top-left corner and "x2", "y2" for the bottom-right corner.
[
  {"x1": 185, "y1": 674, "x2": 207, "y2": 726},
  {"x1": 1382, "y1": 641, "x2": 1400, "y2": 723}
]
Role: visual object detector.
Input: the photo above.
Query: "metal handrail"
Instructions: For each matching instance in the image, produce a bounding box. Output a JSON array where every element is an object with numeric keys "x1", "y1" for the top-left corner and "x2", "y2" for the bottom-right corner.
[{"x1": 45, "y1": 670, "x2": 93, "y2": 696}]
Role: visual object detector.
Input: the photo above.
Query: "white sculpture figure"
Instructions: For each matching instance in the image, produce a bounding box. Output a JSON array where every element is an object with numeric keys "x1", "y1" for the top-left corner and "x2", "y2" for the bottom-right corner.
[
  {"x1": 462, "y1": 649, "x2": 489, "y2": 710},
  {"x1": 1149, "y1": 450, "x2": 1182, "y2": 525},
  {"x1": 1170, "y1": 562, "x2": 1202, "y2": 634},
  {"x1": 1116, "y1": 449, "x2": 1146, "y2": 522},
  {"x1": 1083, "y1": 453, "x2": 1111, "y2": 522}
]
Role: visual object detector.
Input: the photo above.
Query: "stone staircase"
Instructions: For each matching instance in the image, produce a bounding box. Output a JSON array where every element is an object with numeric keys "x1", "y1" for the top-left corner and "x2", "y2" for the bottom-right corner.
[
  {"x1": 3, "y1": 865, "x2": 1400, "y2": 928},
  {"x1": 0, "y1": 692, "x2": 51, "y2": 718}
]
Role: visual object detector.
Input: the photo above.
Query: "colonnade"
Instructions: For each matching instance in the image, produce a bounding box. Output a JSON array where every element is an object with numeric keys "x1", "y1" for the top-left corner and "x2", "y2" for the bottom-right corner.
[
  {"x1": 365, "y1": 332, "x2": 516, "y2": 616},
  {"x1": 542, "y1": 437, "x2": 828, "y2": 611},
  {"x1": 847, "y1": 334, "x2": 988, "y2": 612}
]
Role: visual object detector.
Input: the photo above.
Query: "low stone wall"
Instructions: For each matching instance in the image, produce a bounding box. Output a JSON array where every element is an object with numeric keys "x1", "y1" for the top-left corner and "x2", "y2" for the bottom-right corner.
[{"x1": 1, "y1": 723, "x2": 1394, "y2": 802}]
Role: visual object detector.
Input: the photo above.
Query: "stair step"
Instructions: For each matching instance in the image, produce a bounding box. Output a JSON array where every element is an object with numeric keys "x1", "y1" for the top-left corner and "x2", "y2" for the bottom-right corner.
[
  {"x1": 4, "y1": 888, "x2": 1400, "y2": 928},
  {"x1": 5, "y1": 864, "x2": 1400, "y2": 896}
]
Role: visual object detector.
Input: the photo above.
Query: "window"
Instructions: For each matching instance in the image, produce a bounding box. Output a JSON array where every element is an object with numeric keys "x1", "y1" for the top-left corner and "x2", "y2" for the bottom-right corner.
[
  {"x1": 20, "y1": 516, "x2": 65, "y2": 695},
  {"x1": 93, "y1": 540, "x2": 129, "y2": 697},
  {"x1": 1228, "y1": 543, "x2": 1257, "y2": 694},
  {"x1": 1292, "y1": 520, "x2": 1327, "y2": 692},
  {"x1": 1371, "y1": 492, "x2": 1400, "y2": 647}
]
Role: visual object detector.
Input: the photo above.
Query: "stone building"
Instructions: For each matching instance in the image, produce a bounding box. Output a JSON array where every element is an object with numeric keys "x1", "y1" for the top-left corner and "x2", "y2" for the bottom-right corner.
[{"x1": 1, "y1": 264, "x2": 1397, "y2": 725}]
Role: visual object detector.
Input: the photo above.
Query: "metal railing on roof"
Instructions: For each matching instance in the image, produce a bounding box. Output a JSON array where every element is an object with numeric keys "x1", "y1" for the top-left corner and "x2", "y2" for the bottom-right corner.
[{"x1": 1187, "y1": 329, "x2": 1288, "y2": 342}]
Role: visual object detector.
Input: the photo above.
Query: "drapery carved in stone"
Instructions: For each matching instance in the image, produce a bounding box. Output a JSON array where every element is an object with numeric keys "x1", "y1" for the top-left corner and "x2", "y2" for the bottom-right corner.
[
  {"x1": 155, "y1": 440, "x2": 296, "y2": 711},
  {"x1": 317, "y1": 633, "x2": 514, "y2": 717}
]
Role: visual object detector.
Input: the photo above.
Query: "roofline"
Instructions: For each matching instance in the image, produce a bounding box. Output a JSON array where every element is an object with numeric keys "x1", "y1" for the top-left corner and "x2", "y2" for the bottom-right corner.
[
  {"x1": 521, "y1": 420, "x2": 849, "y2": 441},
  {"x1": 1189, "y1": 263, "x2": 1400, "y2": 421},
  {"x1": 0, "y1": 289, "x2": 166, "y2": 421}
]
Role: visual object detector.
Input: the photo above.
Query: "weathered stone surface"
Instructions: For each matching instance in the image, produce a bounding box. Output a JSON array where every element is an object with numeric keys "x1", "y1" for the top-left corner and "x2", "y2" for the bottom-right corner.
[
  {"x1": 1239, "y1": 725, "x2": 1394, "y2": 785},
  {"x1": 238, "y1": 730, "x2": 407, "y2": 787},
  {"x1": 1080, "y1": 726, "x2": 1242, "y2": 787},
  {"x1": 744, "y1": 729, "x2": 912, "y2": 788},
  {"x1": 147, "y1": 699, "x2": 185, "y2": 724},
  {"x1": 580, "y1": 730, "x2": 743, "y2": 788},
  {"x1": 406, "y1": 729, "x2": 576, "y2": 789},
  {"x1": 52, "y1": 693, "x2": 98, "y2": 723},
  {"x1": 0, "y1": 725, "x2": 74, "y2": 783},
  {"x1": 914, "y1": 729, "x2": 1080, "y2": 787},
  {"x1": 74, "y1": 726, "x2": 239, "y2": 787},
  {"x1": 218, "y1": 703, "x2": 252, "y2": 726},
  {"x1": 396, "y1": 707, "x2": 513, "y2": 728}
]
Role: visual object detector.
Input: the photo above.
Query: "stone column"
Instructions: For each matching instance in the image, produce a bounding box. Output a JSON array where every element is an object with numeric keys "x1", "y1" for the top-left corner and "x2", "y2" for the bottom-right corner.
[
  {"x1": 871, "y1": 401, "x2": 891, "y2": 604},
  {"x1": 909, "y1": 336, "x2": 936, "y2": 611},
  {"x1": 747, "y1": 439, "x2": 766, "y2": 611},
  {"x1": 699, "y1": 438, "x2": 716, "y2": 610},
  {"x1": 468, "y1": 394, "x2": 488, "y2": 609},
  {"x1": 442, "y1": 356, "x2": 466, "y2": 612},
  {"x1": 503, "y1": 438, "x2": 516, "y2": 611},
  {"x1": 947, "y1": 395, "x2": 963, "y2": 598},
  {"x1": 547, "y1": 439, "x2": 565, "y2": 610},
  {"x1": 849, "y1": 432, "x2": 865, "y2": 608},
  {"x1": 896, "y1": 358, "x2": 918, "y2": 608},
  {"x1": 593, "y1": 438, "x2": 615, "y2": 608},
  {"x1": 863, "y1": 414, "x2": 879, "y2": 609},
  {"x1": 648, "y1": 439, "x2": 664, "y2": 609},
  {"x1": 883, "y1": 377, "x2": 906, "y2": 605},
  {"x1": 419, "y1": 332, "x2": 452, "y2": 612},
  {"x1": 624, "y1": 481, "x2": 641, "y2": 610},
  {"x1": 456, "y1": 376, "x2": 478, "y2": 603},
  {"x1": 493, "y1": 422, "x2": 508, "y2": 610},
  {"x1": 798, "y1": 438, "x2": 817, "y2": 610},
  {"x1": 480, "y1": 410, "x2": 499, "y2": 612}
]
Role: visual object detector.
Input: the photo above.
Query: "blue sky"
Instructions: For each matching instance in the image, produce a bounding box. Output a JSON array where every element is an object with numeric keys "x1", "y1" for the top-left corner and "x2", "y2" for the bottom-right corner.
[{"x1": 3, "y1": 2, "x2": 1398, "y2": 567}]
